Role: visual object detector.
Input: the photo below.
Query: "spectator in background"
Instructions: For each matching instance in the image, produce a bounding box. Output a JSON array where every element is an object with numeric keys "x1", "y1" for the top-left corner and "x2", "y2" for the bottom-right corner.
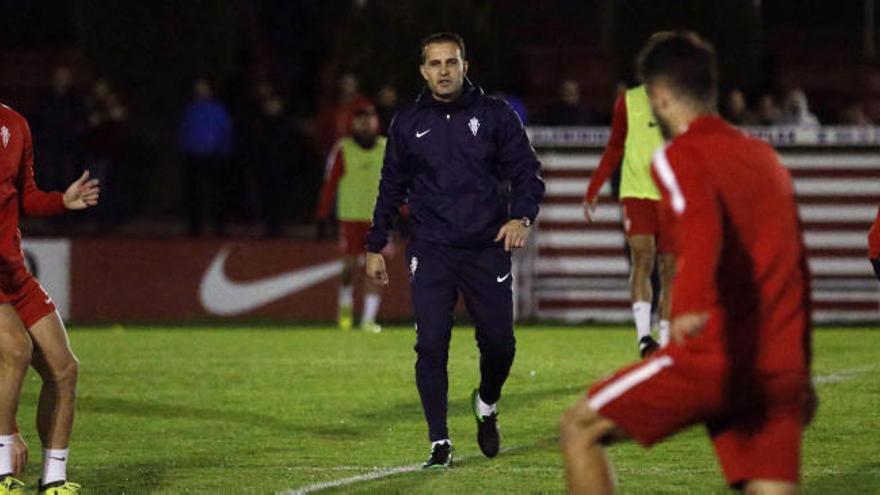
[
  {"x1": 375, "y1": 83, "x2": 399, "y2": 135},
  {"x1": 723, "y1": 89, "x2": 756, "y2": 126},
  {"x1": 840, "y1": 103, "x2": 873, "y2": 125},
  {"x1": 538, "y1": 79, "x2": 601, "y2": 126},
  {"x1": 251, "y1": 91, "x2": 308, "y2": 237},
  {"x1": 34, "y1": 66, "x2": 87, "y2": 193},
  {"x1": 84, "y1": 78, "x2": 129, "y2": 229},
  {"x1": 315, "y1": 73, "x2": 363, "y2": 155},
  {"x1": 779, "y1": 87, "x2": 820, "y2": 127},
  {"x1": 755, "y1": 94, "x2": 783, "y2": 125},
  {"x1": 179, "y1": 78, "x2": 233, "y2": 236},
  {"x1": 492, "y1": 88, "x2": 529, "y2": 125}
]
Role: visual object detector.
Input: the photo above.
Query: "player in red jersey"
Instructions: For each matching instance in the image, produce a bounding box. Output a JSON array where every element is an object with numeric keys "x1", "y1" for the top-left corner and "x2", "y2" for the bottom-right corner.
[
  {"x1": 560, "y1": 33, "x2": 815, "y2": 495},
  {"x1": 0, "y1": 103, "x2": 99, "y2": 494},
  {"x1": 868, "y1": 206, "x2": 880, "y2": 280}
]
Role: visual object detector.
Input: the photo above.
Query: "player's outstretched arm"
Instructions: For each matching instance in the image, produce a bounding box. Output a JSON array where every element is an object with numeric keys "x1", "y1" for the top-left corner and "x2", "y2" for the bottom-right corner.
[{"x1": 63, "y1": 170, "x2": 100, "y2": 210}]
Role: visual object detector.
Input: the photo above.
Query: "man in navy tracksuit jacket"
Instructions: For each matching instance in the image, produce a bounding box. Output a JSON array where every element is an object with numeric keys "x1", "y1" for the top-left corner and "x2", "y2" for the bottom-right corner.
[{"x1": 365, "y1": 32, "x2": 545, "y2": 468}]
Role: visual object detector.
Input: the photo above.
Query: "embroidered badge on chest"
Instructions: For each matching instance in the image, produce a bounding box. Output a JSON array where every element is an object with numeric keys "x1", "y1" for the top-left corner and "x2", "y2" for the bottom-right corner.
[
  {"x1": 468, "y1": 117, "x2": 480, "y2": 136},
  {"x1": 0, "y1": 126, "x2": 9, "y2": 148}
]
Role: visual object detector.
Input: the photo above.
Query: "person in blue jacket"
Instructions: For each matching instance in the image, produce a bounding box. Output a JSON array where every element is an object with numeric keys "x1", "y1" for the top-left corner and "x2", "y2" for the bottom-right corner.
[
  {"x1": 178, "y1": 78, "x2": 233, "y2": 236},
  {"x1": 365, "y1": 32, "x2": 545, "y2": 469}
]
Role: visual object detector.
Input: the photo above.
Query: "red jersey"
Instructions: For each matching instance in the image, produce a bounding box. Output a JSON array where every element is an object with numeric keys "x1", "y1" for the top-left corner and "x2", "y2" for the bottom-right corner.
[
  {"x1": 652, "y1": 116, "x2": 812, "y2": 374},
  {"x1": 868, "y1": 206, "x2": 880, "y2": 259},
  {"x1": 0, "y1": 105, "x2": 66, "y2": 285}
]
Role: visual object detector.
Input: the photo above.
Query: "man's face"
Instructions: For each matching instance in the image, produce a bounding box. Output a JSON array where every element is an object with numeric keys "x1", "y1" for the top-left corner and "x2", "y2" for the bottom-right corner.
[
  {"x1": 194, "y1": 80, "x2": 212, "y2": 101},
  {"x1": 646, "y1": 81, "x2": 676, "y2": 140},
  {"x1": 561, "y1": 81, "x2": 580, "y2": 106},
  {"x1": 351, "y1": 111, "x2": 379, "y2": 139},
  {"x1": 420, "y1": 42, "x2": 468, "y2": 102}
]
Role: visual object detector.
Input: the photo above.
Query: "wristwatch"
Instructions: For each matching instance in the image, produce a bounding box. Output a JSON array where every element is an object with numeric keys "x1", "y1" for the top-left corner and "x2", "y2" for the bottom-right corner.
[{"x1": 520, "y1": 216, "x2": 532, "y2": 228}]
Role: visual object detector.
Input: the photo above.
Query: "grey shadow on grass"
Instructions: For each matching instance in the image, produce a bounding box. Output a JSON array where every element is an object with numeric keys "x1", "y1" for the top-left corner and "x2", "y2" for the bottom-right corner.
[
  {"x1": 353, "y1": 383, "x2": 587, "y2": 423},
  {"x1": 76, "y1": 396, "x2": 364, "y2": 440}
]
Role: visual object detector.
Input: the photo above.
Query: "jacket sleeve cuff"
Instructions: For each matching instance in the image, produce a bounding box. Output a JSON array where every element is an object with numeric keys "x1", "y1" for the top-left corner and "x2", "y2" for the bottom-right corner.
[
  {"x1": 510, "y1": 204, "x2": 538, "y2": 223},
  {"x1": 366, "y1": 231, "x2": 387, "y2": 253}
]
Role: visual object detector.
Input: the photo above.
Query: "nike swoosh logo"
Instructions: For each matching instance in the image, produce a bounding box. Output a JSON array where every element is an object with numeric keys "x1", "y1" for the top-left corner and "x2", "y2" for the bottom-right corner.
[
  {"x1": 496, "y1": 272, "x2": 511, "y2": 283},
  {"x1": 648, "y1": 122, "x2": 658, "y2": 128},
  {"x1": 199, "y1": 248, "x2": 344, "y2": 316},
  {"x1": 50, "y1": 457, "x2": 66, "y2": 461},
  {"x1": 416, "y1": 129, "x2": 431, "y2": 138}
]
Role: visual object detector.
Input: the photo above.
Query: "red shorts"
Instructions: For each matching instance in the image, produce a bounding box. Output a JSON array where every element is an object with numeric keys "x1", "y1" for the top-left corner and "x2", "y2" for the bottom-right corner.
[
  {"x1": 339, "y1": 221, "x2": 371, "y2": 256},
  {"x1": 587, "y1": 347, "x2": 807, "y2": 487},
  {"x1": 0, "y1": 276, "x2": 57, "y2": 329},
  {"x1": 621, "y1": 198, "x2": 673, "y2": 254}
]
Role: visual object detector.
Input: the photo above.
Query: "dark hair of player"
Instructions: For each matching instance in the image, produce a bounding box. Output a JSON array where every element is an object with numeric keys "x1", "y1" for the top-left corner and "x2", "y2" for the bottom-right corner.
[
  {"x1": 420, "y1": 32, "x2": 467, "y2": 64},
  {"x1": 637, "y1": 31, "x2": 718, "y2": 107}
]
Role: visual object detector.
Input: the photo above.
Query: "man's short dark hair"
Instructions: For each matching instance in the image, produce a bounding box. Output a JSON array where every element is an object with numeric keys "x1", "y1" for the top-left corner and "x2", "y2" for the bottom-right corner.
[
  {"x1": 637, "y1": 31, "x2": 718, "y2": 106},
  {"x1": 420, "y1": 32, "x2": 466, "y2": 64}
]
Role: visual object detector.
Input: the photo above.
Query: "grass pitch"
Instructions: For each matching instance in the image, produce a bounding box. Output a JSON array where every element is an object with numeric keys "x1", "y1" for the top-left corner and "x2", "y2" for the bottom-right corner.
[{"x1": 14, "y1": 325, "x2": 880, "y2": 494}]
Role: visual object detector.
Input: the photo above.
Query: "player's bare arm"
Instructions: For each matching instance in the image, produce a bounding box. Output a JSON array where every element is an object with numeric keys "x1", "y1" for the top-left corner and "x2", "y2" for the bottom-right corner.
[
  {"x1": 62, "y1": 170, "x2": 100, "y2": 210},
  {"x1": 365, "y1": 252, "x2": 389, "y2": 286},
  {"x1": 495, "y1": 219, "x2": 531, "y2": 252}
]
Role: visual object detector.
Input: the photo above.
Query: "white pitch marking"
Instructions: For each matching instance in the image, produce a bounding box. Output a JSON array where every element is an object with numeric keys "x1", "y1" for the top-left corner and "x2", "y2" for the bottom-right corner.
[
  {"x1": 282, "y1": 444, "x2": 532, "y2": 494},
  {"x1": 813, "y1": 366, "x2": 875, "y2": 385},
  {"x1": 281, "y1": 366, "x2": 870, "y2": 494}
]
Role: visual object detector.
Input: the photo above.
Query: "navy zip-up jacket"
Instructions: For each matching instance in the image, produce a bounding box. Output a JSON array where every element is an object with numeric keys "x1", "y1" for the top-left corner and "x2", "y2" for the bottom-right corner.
[{"x1": 367, "y1": 82, "x2": 545, "y2": 252}]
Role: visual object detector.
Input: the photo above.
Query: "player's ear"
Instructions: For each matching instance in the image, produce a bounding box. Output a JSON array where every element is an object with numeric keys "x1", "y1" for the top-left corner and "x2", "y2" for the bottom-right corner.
[
  {"x1": 463, "y1": 59, "x2": 469, "y2": 76},
  {"x1": 419, "y1": 63, "x2": 429, "y2": 82}
]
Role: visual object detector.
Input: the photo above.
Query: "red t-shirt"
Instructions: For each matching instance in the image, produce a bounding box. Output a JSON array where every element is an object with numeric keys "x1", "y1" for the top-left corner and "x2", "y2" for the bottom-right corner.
[
  {"x1": 652, "y1": 115, "x2": 812, "y2": 374},
  {"x1": 0, "y1": 104, "x2": 66, "y2": 286},
  {"x1": 315, "y1": 141, "x2": 346, "y2": 220},
  {"x1": 583, "y1": 95, "x2": 627, "y2": 204},
  {"x1": 868, "y1": 206, "x2": 880, "y2": 259}
]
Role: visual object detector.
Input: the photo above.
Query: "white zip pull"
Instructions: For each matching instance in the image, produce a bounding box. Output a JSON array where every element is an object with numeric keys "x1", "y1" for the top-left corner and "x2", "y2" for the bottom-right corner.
[{"x1": 446, "y1": 113, "x2": 450, "y2": 121}]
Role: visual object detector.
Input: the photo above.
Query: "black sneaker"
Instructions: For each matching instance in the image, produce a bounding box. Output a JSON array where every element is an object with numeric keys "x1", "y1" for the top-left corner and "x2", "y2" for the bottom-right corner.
[
  {"x1": 639, "y1": 336, "x2": 659, "y2": 358},
  {"x1": 422, "y1": 441, "x2": 452, "y2": 469},
  {"x1": 471, "y1": 389, "x2": 500, "y2": 458}
]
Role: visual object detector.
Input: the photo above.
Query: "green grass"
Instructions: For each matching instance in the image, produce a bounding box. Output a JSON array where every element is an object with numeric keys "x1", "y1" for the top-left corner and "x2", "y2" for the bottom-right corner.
[{"x1": 13, "y1": 326, "x2": 880, "y2": 494}]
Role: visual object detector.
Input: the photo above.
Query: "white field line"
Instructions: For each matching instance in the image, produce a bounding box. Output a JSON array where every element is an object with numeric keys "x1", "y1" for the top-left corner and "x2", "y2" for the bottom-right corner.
[
  {"x1": 281, "y1": 444, "x2": 531, "y2": 495},
  {"x1": 281, "y1": 366, "x2": 871, "y2": 494},
  {"x1": 813, "y1": 365, "x2": 875, "y2": 384}
]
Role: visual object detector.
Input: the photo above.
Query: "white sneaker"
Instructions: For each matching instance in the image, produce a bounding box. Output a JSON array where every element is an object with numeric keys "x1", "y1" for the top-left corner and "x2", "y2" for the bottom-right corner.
[{"x1": 361, "y1": 322, "x2": 382, "y2": 333}]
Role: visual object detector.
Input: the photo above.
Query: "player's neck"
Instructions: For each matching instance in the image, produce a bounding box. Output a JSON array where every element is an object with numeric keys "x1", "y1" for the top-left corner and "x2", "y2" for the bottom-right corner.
[{"x1": 672, "y1": 106, "x2": 715, "y2": 136}]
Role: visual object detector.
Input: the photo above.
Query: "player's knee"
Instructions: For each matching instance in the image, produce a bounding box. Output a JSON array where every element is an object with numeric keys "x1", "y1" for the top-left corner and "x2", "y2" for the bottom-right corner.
[
  {"x1": 631, "y1": 248, "x2": 654, "y2": 271},
  {"x1": 559, "y1": 403, "x2": 602, "y2": 447},
  {"x1": 744, "y1": 481, "x2": 799, "y2": 495},
  {"x1": 0, "y1": 333, "x2": 32, "y2": 370}
]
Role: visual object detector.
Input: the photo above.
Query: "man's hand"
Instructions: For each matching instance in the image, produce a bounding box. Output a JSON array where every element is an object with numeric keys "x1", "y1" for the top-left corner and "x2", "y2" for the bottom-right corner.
[
  {"x1": 670, "y1": 311, "x2": 709, "y2": 345},
  {"x1": 583, "y1": 198, "x2": 598, "y2": 223},
  {"x1": 495, "y1": 219, "x2": 531, "y2": 252},
  {"x1": 366, "y1": 252, "x2": 389, "y2": 286},
  {"x1": 63, "y1": 170, "x2": 100, "y2": 210},
  {"x1": 12, "y1": 432, "x2": 27, "y2": 476}
]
